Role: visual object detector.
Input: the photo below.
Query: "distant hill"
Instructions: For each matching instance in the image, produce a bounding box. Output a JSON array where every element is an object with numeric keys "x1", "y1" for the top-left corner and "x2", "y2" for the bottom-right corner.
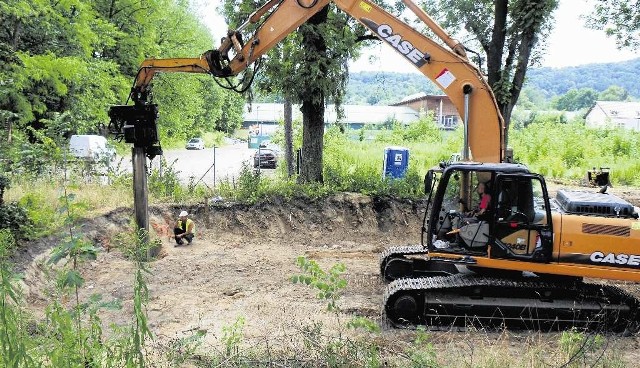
[
  {"x1": 345, "y1": 58, "x2": 640, "y2": 105},
  {"x1": 346, "y1": 72, "x2": 441, "y2": 105},
  {"x1": 524, "y1": 58, "x2": 640, "y2": 98}
]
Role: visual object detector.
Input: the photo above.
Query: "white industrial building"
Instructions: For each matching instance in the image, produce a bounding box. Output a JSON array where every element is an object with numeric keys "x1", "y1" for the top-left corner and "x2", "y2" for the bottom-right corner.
[
  {"x1": 242, "y1": 103, "x2": 419, "y2": 129},
  {"x1": 585, "y1": 101, "x2": 640, "y2": 130}
]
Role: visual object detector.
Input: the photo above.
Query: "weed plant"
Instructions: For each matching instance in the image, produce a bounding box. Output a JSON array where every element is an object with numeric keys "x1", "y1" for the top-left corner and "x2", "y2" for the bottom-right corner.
[
  {"x1": 0, "y1": 174, "x2": 156, "y2": 367},
  {"x1": 510, "y1": 119, "x2": 640, "y2": 185}
]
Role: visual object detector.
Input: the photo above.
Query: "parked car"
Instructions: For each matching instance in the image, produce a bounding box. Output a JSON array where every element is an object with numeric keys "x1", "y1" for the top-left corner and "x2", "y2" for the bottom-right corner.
[
  {"x1": 185, "y1": 138, "x2": 205, "y2": 150},
  {"x1": 253, "y1": 148, "x2": 278, "y2": 169}
]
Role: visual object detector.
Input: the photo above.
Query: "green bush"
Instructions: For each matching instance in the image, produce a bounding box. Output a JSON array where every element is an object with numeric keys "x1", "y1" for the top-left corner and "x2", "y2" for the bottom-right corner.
[
  {"x1": 148, "y1": 158, "x2": 184, "y2": 199},
  {"x1": 0, "y1": 203, "x2": 33, "y2": 240},
  {"x1": 18, "y1": 192, "x2": 58, "y2": 236}
]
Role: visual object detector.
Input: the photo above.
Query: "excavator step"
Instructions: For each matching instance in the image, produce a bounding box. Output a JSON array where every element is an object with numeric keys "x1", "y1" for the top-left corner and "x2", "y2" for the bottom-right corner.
[
  {"x1": 380, "y1": 245, "x2": 459, "y2": 281},
  {"x1": 384, "y1": 274, "x2": 640, "y2": 332}
]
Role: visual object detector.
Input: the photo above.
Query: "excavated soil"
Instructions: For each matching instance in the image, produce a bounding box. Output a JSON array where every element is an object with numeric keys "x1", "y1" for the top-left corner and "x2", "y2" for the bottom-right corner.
[
  {"x1": 12, "y1": 187, "x2": 640, "y2": 362},
  {"x1": 15, "y1": 193, "x2": 425, "y2": 346}
]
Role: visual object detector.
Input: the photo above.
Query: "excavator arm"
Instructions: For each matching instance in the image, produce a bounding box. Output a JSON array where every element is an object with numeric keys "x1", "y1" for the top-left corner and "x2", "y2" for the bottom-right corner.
[{"x1": 114, "y1": 0, "x2": 504, "y2": 163}]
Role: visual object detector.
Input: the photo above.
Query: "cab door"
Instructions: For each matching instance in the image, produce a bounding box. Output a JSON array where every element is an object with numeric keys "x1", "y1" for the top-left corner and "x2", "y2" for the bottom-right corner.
[{"x1": 490, "y1": 174, "x2": 554, "y2": 262}]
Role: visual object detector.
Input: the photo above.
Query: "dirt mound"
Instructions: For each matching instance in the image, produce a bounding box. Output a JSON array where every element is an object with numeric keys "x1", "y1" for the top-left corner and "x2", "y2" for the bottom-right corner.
[
  {"x1": 150, "y1": 193, "x2": 426, "y2": 244},
  {"x1": 15, "y1": 193, "x2": 426, "y2": 346}
]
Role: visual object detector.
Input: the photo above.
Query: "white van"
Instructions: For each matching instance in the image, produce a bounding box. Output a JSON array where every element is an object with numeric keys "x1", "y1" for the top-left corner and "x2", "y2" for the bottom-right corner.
[{"x1": 69, "y1": 135, "x2": 115, "y2": 162}]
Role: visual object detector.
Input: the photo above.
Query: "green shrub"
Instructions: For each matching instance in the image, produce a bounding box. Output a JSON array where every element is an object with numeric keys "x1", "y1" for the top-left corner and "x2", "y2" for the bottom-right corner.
[
  {"x1": 510, "y1": 118, "x2": 640, "y2": 184},
  {"x1": 0, "y1": 230, "x2": 35, "y2": 367},
  {"x1": 148, "y1": 157, "x2": 184, "y2": 199},
  {"x1": 18, "y1": 192, "x2": 58, "y2": 236},
  {"x1": 408, "y1": 327, "x2": 440, "y2": 368},
  {"x1": 0, "y1": 203, "x2": 33, "y2": 240},
  {"x1": 291, "y1": 256, "x2": 347, "y2": 312}
]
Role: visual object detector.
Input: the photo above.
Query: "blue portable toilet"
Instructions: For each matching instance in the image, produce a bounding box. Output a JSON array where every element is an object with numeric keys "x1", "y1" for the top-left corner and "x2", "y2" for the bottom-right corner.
[{"x1": 383, "y1": 146, "x2": 410, "y2": 179}]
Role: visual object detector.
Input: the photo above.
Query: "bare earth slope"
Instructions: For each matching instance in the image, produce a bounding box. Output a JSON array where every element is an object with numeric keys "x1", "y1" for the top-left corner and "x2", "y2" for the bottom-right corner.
[{"x1": 16, "y1": 193, "x2": 425, "y2": 346}]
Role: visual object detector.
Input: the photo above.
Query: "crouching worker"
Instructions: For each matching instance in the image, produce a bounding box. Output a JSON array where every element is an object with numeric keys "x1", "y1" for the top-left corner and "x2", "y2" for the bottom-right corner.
[{"x1": 174, "y1": 211, "x2": 195, "y2": 246}]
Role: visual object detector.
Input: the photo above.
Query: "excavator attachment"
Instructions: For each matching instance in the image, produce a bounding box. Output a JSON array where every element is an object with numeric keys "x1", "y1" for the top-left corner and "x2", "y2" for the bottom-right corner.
[{"x1": 108, "y1": 104, "x2": 162, "y2": 158}]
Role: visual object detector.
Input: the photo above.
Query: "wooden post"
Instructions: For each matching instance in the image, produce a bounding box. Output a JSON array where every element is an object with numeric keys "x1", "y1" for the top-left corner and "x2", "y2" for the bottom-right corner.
[{"x1": 132, "y1": 146, "x2": 155, "y2": 258}]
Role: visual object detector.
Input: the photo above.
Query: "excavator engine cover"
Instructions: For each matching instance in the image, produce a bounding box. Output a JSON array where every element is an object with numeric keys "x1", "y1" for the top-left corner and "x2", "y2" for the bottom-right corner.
[{"x1": 555, "y1": 190, "x2": 637, "y2": 218}]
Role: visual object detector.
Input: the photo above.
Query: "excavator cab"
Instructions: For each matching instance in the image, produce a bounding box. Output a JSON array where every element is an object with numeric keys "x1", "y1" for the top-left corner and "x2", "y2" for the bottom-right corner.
[
  {"x1": 426, "y1": 163, "x2": 554, "y2": 264},
  {"x1": 490, "y1": 173, "x2": 554, "y2": 262}
]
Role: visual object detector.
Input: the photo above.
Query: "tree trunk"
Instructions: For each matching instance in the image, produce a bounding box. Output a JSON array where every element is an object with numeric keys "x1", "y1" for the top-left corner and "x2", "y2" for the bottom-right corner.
[
  {"x1": 299, "y1": 99, "x2": 324, "y2": 184},
  {"x1": 486, "y1": 0, "x2": 556, "y2": 147},
  {"x1": 283, "y1": 99, "x2": 294, "y2": 177},
  {"x1": 487, "y1": 0, "x2": 508, "y2": 86},
  {"x1": 297, "y1": 6, "x2": 329, "y2": 184}
]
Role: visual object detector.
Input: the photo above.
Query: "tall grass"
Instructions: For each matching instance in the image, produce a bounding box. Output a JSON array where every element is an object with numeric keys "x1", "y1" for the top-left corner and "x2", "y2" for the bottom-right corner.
[
  {"x1": 510, "y1": 119, "x2": 640, "y2": 185},
  {"x1": 0, "y1": 183, "x2": 155, "y2": 367}
]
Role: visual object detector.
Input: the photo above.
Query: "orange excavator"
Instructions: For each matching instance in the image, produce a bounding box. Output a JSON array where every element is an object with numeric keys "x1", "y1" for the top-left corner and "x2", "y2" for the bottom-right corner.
[{"x1": 109, "y1": 0, "x2": 640, "y2": 330}]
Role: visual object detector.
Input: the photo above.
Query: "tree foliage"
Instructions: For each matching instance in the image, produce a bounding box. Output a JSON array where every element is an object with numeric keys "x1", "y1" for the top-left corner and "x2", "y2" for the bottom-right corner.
[
  {"x1": 0, "y1": 0, "x2": 244, "y2": 175},
  {"x1": 525, "y1": 58, "x2": 640, "y2": 98},
  {"x1": 344, "y1": 72, "x2": 441, "y2": 105},
  {"x1": 552, "y1": 87, "x2": 598, "y2": 111},
  {"x1": 587, "y1": 0, "x2": 640, "y2": 50},
  {"x1": 598, "y1": 85, "x2": 629, "y2": 101},
  {"x1": 421, "y1": 0, "x2": 558, "y2": 143}
]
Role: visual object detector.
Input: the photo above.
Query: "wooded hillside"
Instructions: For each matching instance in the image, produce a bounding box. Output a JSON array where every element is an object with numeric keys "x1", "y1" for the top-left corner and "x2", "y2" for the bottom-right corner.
[
  {"x1": 345, "y1": 58, "x2": 640, "y2": 106},
  {"x1": 0, "y1": 0, "x2": 244, "y2": 151}
]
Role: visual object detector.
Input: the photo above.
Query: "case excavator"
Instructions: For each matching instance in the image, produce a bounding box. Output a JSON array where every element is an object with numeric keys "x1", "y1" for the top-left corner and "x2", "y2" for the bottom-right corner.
[{"x1": 108, "y1": 0, "x2": 640, "y2": 331}]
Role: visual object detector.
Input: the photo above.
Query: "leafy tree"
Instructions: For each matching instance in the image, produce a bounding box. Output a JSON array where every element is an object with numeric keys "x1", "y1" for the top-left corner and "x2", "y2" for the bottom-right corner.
[
  {"x1": 422, "y1": 0, "x2": 558, "y2": 144},
  {"x1": 221, "y1": 1, "x2": 367, "y2": 183},
  {"x1": 0, "y1": 0, "x2": 240, "y2": 161},
  {"x1": 553, "y1": 87, "x2": 598, "y2": 111},
  {"x1": 598, "y1": 85, "x2": 629, "y2": 101},
  {"x1": 587, "y1": 0, "x2": 640, "y2": 50},
  {"x1": 515, "y1": 86, "x2": 549, "y2": 110},
  {"x1": 213, "y1": 91, "x2": 245, "y2": 134}
]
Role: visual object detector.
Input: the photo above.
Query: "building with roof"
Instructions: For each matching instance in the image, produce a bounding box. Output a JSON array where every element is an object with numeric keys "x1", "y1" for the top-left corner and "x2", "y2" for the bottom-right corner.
[
  {"x1": 242, "y1": 103, "x2": 420, "y2": 129},
  {"x1": 585, "y1": 101, "x2": 640, "y2": 130},
  {"x1": 324, "y1": 104, "x2": 419, "y2": 128},
  {"x1": 390, "y1": 93, "x2": 460, "y2": 130}
]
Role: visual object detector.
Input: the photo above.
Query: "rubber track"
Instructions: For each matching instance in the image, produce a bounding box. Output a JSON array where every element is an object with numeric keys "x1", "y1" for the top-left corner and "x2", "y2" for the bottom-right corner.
[
  {"x1": 384, "y1": 274, "x2": 640, "y2": 331},
  {"x1": 379, "y1": 244, "x2": 426, "y2": 276}
]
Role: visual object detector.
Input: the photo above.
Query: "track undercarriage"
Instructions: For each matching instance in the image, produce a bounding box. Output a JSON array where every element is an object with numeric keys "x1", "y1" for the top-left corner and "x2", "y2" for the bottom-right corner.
[{"x1": 381, "y1": 246, "x2": 640, "y2": 332}]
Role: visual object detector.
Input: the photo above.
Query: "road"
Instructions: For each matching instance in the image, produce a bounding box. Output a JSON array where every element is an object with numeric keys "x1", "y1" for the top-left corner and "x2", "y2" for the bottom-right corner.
[{"x1": 117, "y1": 142, "x2": 258, "y2": 188}]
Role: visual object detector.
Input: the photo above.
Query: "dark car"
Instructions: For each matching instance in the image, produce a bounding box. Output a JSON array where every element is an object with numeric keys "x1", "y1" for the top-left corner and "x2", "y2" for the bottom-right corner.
[{"x1": 253, "y1": 148, "x2": 278, "y2": 169}]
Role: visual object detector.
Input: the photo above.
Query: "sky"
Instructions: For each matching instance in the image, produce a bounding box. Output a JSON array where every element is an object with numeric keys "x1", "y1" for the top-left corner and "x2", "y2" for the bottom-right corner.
[{"x1": 196, "y1": 0, "x2": 638, "y2": 72}]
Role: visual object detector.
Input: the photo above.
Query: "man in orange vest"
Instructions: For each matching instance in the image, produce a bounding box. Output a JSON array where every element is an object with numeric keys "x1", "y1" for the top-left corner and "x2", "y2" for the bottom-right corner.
[{"x1": 174, "y1": 210, "x2": 195, "y2": 246}]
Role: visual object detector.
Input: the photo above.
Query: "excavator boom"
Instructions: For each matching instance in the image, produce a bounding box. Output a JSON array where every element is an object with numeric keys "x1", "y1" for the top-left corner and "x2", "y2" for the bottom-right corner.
[{"x1": 125, "y1": 0, "x2": 504, "y2": 163}]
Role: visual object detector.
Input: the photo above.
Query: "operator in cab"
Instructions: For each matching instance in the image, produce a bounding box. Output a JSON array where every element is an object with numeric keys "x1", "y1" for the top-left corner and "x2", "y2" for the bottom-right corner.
[{"x1": 470, "y1": 181, "x2": 491, "y2": 220}]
